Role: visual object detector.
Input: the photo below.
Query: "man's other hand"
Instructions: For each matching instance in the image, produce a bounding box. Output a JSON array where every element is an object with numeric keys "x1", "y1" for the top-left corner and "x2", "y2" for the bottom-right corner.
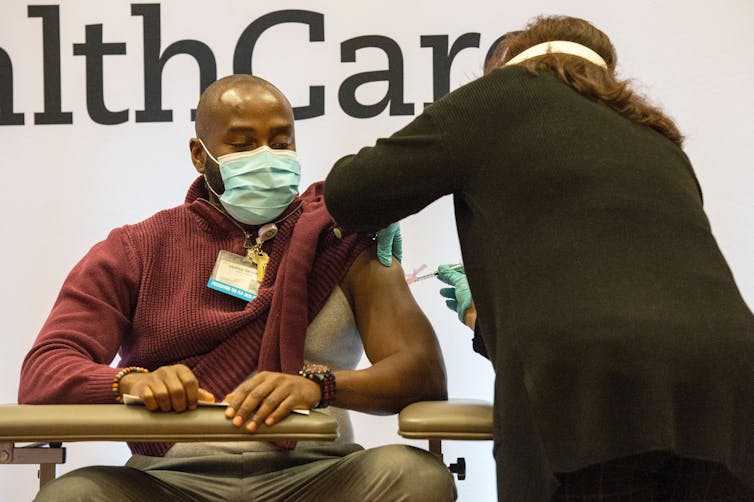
[
  {"x1": 118, "y1": 364, "x2": 214, "y2": 412},
  {"x1": 224, "y1": 371, "x2": 320, "y2": 432}
]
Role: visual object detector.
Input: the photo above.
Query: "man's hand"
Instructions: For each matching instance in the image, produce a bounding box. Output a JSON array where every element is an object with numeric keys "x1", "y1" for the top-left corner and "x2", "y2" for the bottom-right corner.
[
  {"x1": 375, "y1": 222, "x2": 402, "y2": 267},
  {"x1": 437, "y1": 264, "x2": 477, "y2": 329},
  {"x1": 118, "y1": 364, "x2": 214, "y2": 412},
  {"x1": 224, "y1": 371, "x2": 320, "y2": 432}
]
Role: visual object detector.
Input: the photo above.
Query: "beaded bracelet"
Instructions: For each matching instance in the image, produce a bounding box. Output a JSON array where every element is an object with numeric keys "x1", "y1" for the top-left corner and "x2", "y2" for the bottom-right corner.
[
  {"x1": 299, "y1": 363, "x2": 336, "y2": 408},
  {"x1": 112, "y1": 366, "x2": 149, "y2": 403}
]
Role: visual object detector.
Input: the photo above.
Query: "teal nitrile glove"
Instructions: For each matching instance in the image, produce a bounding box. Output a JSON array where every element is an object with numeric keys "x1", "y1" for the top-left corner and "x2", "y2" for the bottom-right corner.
[
  {"x1": 437, "y1": 264, "x2": 472, "y2": 323},
  {"x1": 375, "y1": 222, "x2": 403, "y2": 267}
]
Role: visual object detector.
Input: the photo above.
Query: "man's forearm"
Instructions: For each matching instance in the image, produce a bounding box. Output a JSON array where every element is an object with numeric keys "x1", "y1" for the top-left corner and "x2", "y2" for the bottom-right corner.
[{"x1": 331, "y1": 356, "x2": 447, "y2": 415}]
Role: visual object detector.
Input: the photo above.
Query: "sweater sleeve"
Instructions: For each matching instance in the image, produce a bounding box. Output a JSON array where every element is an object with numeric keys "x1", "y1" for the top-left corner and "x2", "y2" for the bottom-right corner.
[
  {"x1": 324, "y1": 106, "x2": 462, "y2": 232},
  {"x1": 18, "y1": 227, "x2": 141, "y2": 404}
]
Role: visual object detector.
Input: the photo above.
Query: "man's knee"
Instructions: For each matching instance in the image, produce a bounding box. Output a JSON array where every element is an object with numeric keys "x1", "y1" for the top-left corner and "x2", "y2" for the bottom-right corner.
[
  {"x1": 35, "y1": 466, "x2": 115, "y2": 501},
  {"x1": 362, "y1": 444, "x2": 457, "y2": 501},
  {"x1": 34, "y1": 465, "x2": 152, "y2": 502}
]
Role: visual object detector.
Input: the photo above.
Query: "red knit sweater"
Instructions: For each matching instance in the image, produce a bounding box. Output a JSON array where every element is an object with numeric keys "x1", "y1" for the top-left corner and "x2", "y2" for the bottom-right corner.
[{"x1": 19, "y1": 178, "x2": 371, "y2": 456}]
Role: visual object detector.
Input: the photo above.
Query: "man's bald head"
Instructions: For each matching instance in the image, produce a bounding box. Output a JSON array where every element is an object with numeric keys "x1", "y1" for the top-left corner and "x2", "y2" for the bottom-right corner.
[
  {"x1": 188, "y1": 75, "x2": 297, "y2": 203},
  {"x1": 194, "y1": 75, "x2": 293, "y2": 140}
]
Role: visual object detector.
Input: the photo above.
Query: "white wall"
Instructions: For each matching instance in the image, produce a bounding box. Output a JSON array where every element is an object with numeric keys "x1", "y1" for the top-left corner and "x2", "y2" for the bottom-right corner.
[{"x1": 1, "y1": 1, "x2": 752, "y2": 500}]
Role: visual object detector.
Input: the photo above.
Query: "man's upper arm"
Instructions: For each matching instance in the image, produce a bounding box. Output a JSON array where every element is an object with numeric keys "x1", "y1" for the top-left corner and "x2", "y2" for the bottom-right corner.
[{"x1": 343, "y1": 246, "x2": 445, "y2": 371}]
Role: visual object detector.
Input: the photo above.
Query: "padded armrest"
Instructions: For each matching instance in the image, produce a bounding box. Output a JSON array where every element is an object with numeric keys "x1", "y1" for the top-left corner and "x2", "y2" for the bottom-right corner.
[
  {"x1": 0, "y1": 404, "x2": 337, "y2": 443},
  {"x1": 398, "y1": 399, "x2": 493, "y2": 441}
]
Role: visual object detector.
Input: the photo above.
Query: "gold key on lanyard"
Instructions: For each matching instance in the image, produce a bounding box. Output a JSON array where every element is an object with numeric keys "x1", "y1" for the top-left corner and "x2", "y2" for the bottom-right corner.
[
  {"x1": 248, "y1": 246, "x2": 270, "y2": 283},
  {"x1": 245, "y1": 223, "x2": 277, "y2": 284}
]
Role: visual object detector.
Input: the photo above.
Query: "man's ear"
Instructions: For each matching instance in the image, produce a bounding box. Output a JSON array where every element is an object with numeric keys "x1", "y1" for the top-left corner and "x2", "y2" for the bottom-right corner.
[{"x1": 189, "y1": 138, "x2": 206, "y2": 174}]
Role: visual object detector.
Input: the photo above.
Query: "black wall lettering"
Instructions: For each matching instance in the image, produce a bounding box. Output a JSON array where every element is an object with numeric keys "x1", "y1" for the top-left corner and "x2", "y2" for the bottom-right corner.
[
  {"x1": 0, "y1": 48, "x2": 24, "y2": 125},
  {"x1": 233, "y1": 10, "x2": 325, "y2": 120},
  {"x1": 420, "y1": 33, "x2": 480, "y2": 108},
  {"x1": 5, "y1": 8, "x2": 496, "y2": 126},
  {"x1": 339, "y1": 35, "x2": 413, "y2": 118},
  {"x1": 132, "y1": 4, "x2": 217, "y2": 122},
  {"x1": 28, "y1": 5, "x2": 72, "y2": 124},
  {"x1": 485, "y1": 34, "x2": 509, "y2": 64},
  {"x1": 73, "y1": 25, "x2": 128, "y2": 125}
]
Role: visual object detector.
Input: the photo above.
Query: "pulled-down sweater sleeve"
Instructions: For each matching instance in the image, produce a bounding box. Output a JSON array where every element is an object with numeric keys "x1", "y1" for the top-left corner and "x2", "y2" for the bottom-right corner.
[{"x1": 18, "y1": 227, "x2": 141, "y2": 404}]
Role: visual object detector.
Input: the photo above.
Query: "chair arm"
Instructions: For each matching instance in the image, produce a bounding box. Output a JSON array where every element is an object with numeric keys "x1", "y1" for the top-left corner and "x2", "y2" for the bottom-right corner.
[
  {"x1": 398, "y1": 399, "x2": 493, "y2": 441},
  {"x1": 0, "y1": 403, "x2": 338, "y2": 490},
  {"x1": 0, "y1": 404, "x2": 337, "y2": 443}
]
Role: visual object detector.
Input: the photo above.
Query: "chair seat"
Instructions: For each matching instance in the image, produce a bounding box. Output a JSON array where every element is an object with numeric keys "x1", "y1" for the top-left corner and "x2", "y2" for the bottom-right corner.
[
  {"x1": 0, "y1": 404, "x2": 337, "y2": 443},
  {"x1": 398, "y1": 399, "x2": 493, "y2": 441}
]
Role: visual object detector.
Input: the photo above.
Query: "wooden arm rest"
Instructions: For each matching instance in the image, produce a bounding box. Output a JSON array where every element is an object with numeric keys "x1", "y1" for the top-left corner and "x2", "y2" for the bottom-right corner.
[
  {"x1": 0, "y1": 404, "x2": 337, "y2": 443},
  {"x1": 398, "y1": 399, "x2": 493, "y2": 441}
]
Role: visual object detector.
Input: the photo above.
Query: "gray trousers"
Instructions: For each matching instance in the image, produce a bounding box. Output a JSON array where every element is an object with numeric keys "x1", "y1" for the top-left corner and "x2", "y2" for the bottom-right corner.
[{"x1": 35, "y1": 444, "x2": 457, "y2": 502}]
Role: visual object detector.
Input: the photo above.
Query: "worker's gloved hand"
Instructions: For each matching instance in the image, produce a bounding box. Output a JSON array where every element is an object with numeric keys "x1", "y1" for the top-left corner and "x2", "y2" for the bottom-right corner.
[
  {"x1": 438, "y1": 264, "x2": 473, "y2": 323},
  {"x1": 375, "y1": 222, "x2": 403, "y2": 267}
]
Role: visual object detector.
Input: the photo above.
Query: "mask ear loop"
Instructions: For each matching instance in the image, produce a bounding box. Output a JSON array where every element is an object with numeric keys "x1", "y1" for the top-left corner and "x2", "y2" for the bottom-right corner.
[
  {"x1": 197, "y1": 138, "x2": 224, "y2": 200},
  {"x1": 197, "y1": 138, "x2": 221, "y2": 165}
]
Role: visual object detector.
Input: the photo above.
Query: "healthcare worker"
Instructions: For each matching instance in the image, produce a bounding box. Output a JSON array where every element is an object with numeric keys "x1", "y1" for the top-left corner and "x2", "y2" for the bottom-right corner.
[{"x1": 324, "y1": 15, "x2": 754, "y2": 502}]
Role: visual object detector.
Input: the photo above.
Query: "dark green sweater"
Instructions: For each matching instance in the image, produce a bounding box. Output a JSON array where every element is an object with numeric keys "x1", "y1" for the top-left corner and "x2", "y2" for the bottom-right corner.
[{"x1": 325, "y1": 66, "x2": 754, "y2": 500}]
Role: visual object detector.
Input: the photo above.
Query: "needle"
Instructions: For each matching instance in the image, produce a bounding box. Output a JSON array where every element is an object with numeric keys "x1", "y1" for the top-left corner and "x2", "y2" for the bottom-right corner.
[{"x1": 406, "y1": 263, "x2": 463, "y2": 284}]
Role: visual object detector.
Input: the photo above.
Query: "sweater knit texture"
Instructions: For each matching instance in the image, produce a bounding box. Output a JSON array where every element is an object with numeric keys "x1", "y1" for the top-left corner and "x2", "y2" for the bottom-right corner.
[
  {"x1": 19, "y1": 178, "x2": 371, "y2": 457},
  {"x1": 325, "y1": 66, "x2": 754, "y2": 500}
]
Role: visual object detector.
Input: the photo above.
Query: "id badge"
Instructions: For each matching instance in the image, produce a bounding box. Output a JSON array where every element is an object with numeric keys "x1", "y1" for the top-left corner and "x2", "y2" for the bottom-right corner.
[{"x1": 207, "y1": 250, "x2": 259, "y2": 301}]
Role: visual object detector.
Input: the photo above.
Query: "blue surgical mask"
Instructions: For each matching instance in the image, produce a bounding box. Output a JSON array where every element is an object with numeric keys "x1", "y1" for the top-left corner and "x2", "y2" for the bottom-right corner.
[{"x1": 200, "y1": 141, "x2": 301, "y2": 225}]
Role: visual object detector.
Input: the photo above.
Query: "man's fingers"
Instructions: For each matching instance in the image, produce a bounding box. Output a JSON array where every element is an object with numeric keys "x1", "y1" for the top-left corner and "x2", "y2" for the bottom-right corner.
[
  {"x1": 248, "y1": 388, "x2": 289, "y2": 432},
  {"x1": 224, "y1": 373, "x2": 314, "y2": 431},
  {"x1": 264, "y1": 395, "x2": 299, "y2": 427},
  {"x1": 226, "y1": 386, "x2": 252, "y2": 419},
  {"x1": 127, "y1": 365, "x2": 205, "y2": 413},
  {"x1": 198, "y1": 388, "x2": 216, "y2": 403},
  {"x1": 142, "y1": 386, "x2": 158, "y2": 411},
  {"x1": 149, "y1": 379, "x2": 173, "y2": 412},
  {"x1": 175, "y1": 366, "x2": 200, "y2": 410},
  {"x1": 230, "y1": 384, "x2": 272, "y2": 427},
  {"x1": 161, "y1": 371, "x2": 188, "y2": 412}
]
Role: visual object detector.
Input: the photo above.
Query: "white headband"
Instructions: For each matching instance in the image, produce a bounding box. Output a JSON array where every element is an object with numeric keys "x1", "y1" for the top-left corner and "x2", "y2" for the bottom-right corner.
[{"x1": 504, "y1": 40, "x2": 608, "y2": 69}]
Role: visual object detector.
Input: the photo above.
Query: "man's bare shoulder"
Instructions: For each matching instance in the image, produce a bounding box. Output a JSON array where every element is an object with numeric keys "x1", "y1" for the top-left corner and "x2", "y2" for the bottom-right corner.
[{"x1": 341, "y1": 245, "x2": 417, "y2": 310}]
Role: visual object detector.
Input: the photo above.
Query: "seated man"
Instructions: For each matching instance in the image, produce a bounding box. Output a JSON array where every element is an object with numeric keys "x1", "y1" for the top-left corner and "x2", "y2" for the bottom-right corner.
[{"x1": 19, "y1": 74, "x2": 456, "y2": 502}]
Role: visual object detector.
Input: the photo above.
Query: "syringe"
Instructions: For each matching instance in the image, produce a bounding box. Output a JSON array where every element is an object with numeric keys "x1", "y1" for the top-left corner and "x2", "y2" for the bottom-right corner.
[{"x1": 406, "y1": 263, "x2": 463, "y2": 284}]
